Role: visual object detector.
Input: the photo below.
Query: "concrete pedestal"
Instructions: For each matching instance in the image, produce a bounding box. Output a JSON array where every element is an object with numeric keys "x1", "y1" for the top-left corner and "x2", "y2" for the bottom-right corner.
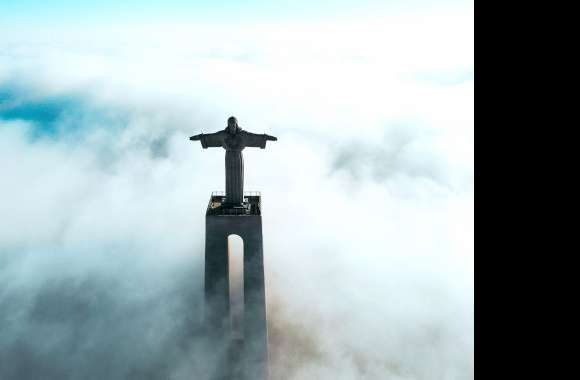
[{"x1": 204, "y1": 193, "x2": 269, "y2": 380}]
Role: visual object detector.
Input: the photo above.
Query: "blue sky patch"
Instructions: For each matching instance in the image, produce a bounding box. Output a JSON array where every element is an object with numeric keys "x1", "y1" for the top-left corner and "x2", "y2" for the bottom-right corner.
[
  {"x1": 0, "y1": 92, "x2": 85, "y2": 139},
  {"x1": 0, "y1": 83, "x2": 130, "y2": 142}
]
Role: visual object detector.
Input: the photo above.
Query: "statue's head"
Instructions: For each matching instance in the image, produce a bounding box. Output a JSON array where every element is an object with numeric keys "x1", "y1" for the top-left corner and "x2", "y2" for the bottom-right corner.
[{"x1": 227, "y1": 116, "x2": 239, "y2": 134}]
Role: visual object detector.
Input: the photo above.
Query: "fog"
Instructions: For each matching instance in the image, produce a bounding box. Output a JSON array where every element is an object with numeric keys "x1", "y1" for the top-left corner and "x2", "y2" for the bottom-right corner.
[{"x1": 0, "y1": 9, "x2": 473, "y2": 380}]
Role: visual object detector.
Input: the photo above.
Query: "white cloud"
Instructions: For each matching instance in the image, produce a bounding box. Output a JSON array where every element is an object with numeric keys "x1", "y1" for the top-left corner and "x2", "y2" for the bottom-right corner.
[{"x1": 0, "y1": 7, "x2": 473, "y2": 379}]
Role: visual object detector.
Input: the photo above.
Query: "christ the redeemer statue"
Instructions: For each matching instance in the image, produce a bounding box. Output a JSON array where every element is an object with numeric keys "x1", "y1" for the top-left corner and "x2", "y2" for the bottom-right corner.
[{"x1": 189, "y1": 116, "x2": 277, "y2": 206}]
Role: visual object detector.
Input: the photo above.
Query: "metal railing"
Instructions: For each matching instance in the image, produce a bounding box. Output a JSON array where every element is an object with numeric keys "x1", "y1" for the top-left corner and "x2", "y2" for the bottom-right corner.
[{"x1": 211, "y1": 191, "x2": 261, "y2": 196}]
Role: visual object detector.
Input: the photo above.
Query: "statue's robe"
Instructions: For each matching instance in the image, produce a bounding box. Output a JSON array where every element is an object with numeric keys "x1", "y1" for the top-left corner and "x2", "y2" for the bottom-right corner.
[{"x1": 198, "y1": 129, "x2": 272, "y2": 205}]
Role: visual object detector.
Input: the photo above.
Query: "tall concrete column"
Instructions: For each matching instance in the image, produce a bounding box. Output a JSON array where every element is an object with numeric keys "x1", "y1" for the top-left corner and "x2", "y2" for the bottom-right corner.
[{"x1": 204, "y1": 194, "x2": 269, "y2": 380}]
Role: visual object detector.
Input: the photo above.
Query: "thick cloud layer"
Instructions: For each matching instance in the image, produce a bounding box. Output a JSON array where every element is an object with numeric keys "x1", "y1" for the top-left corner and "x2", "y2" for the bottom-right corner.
[{"x1": 0, "y1": 11, "x2": 473, "y2": 380}]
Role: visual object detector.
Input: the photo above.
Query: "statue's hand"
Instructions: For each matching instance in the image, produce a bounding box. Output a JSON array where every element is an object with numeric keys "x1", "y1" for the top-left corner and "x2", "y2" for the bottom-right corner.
[
  {"x1": 189, "y1": 134, "x2": 202, "y2": 141},
  {"x1": 265, "y1": 134, "x2": 277, "y2": 141}
]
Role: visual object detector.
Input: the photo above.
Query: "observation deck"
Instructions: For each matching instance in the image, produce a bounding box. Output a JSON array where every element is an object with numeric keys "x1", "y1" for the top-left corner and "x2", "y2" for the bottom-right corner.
[{"x1": 206, "y1": 191, "x2": 262, "y2": 216}]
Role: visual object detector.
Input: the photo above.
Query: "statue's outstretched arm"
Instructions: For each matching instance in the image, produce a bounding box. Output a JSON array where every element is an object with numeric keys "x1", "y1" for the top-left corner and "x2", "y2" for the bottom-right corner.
[
  {"x1": 242, "y1": 131, "x2": 278, "y2": 149},
  {"x1": 189, "y1": 131, "x2": 224, "y2": 149}
]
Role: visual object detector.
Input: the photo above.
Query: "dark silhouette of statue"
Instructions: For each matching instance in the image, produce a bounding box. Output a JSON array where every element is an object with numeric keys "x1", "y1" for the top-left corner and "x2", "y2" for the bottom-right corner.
[{"x1": 190, "y1": 116, "x2": 277, "y2": 206}]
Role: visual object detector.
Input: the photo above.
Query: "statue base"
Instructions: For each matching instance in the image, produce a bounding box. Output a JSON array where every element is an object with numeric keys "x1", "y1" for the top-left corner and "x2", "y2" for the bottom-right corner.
[
  {"x1": 207, "y1": 192, "x2": 261, "y2": 216},
  {"x1": 204, "y1": 191, "x2": 268, "y2": 380}
]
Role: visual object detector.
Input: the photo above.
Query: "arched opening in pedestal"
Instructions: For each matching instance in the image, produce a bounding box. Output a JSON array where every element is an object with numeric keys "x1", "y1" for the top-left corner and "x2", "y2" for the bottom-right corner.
[{"x1": 228, "y1": 234, "x2": 244, "y2": 340}]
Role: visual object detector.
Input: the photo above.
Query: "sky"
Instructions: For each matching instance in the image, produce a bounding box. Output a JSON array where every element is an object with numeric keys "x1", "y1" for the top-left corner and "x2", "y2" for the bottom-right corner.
[
  {"x1": 0, "y1": 1, "x2": 473, "y2": 379},
  {"x1": 0, "y1": 0, "x2": 469, "y2": 21}
]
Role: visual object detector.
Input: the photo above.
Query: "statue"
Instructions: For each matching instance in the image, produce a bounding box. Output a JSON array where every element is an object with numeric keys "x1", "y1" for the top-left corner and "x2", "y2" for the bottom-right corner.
[{"x1": 190, "y1": 116, "x2": 277, "y2": 206}]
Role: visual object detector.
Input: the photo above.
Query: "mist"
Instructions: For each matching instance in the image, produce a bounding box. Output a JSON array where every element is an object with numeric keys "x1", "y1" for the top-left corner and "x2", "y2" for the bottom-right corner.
[{"x1": 0, "y1": 9, "x2": 473, "y2": 380}]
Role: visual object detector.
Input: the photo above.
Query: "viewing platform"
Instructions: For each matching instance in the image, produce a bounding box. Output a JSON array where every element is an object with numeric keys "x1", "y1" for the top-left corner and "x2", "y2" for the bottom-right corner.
[{"x1": 206, "y1": 191, "x2": 262, "y2": 216}]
